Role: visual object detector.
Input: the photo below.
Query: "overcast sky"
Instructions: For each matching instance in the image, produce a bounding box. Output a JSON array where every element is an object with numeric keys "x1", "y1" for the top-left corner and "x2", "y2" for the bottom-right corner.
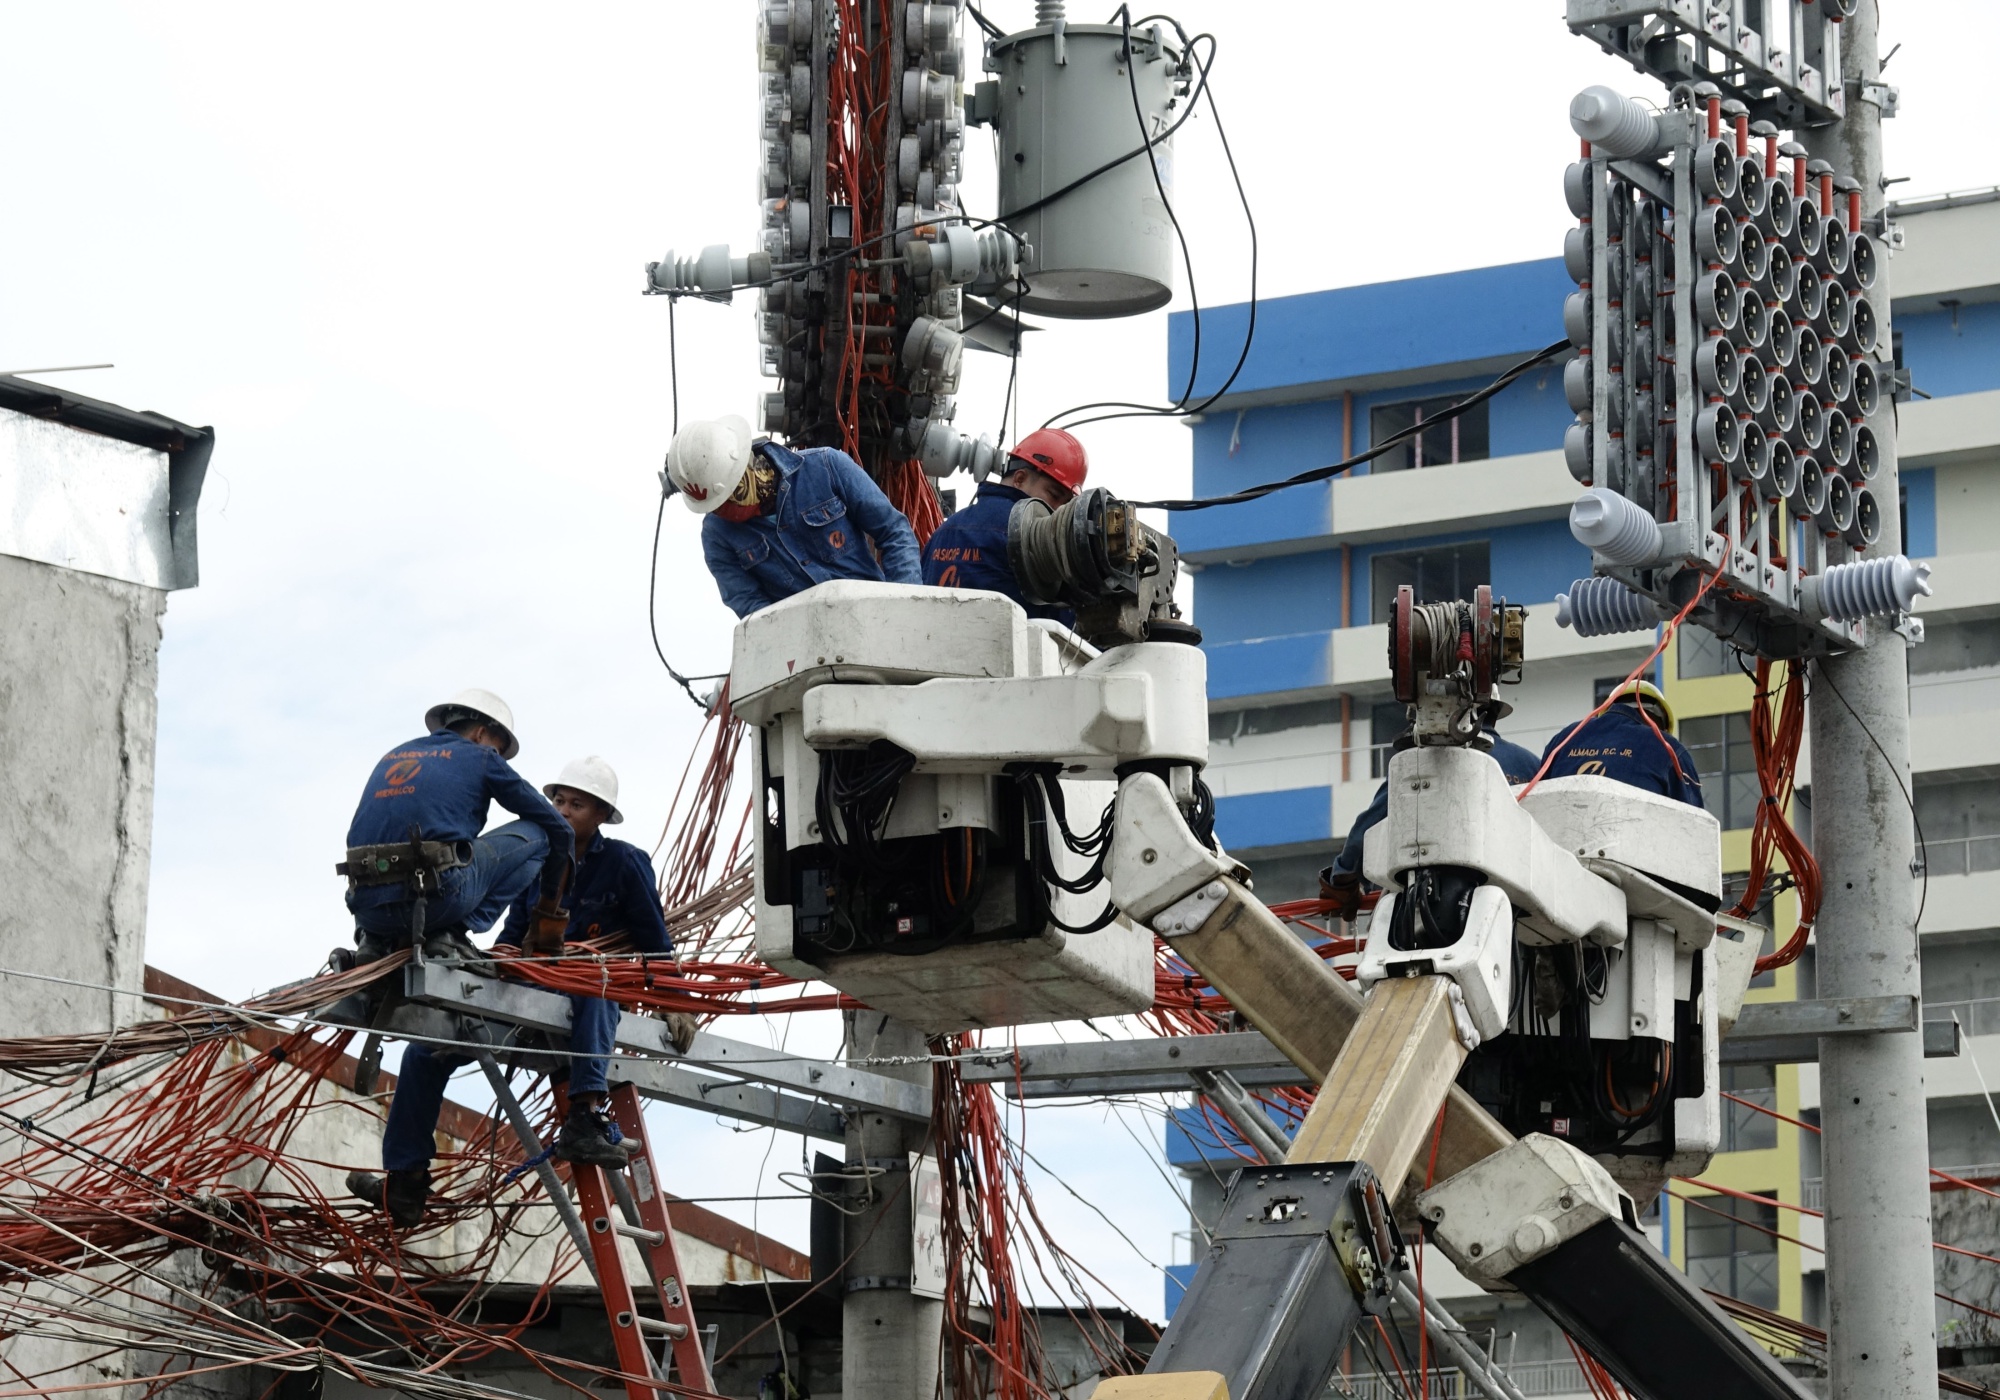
[{"x1": 5, "y1": 0, "x2": 1993, "y2": 1316}]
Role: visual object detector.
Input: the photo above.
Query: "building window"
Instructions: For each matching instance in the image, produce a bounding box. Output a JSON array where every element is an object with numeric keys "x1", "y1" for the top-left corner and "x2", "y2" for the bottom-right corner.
[
  {"x1": 1913, "y1": 774, "x2": 2000, "y2": 878},
  {"x1": 1369, "y1": 700, "x2": 1407, "y2": 780},
  {"x1": 1685, "y1": 1191, "x2": 1780, "y2": 1310},
  {"x1": 1209, "y1": 698, "x2": 1341, "y2": 744},
  {"x1": 1370, "y1": 394, "x2": 1490, "y2": 473},
  {"x1": 1369, "y1": 542, "x2": 1490, "y2": 625},
  {"x1": 1679, "y1": 628, "x2": 1744, "y2": 679},
  {"x1": 1681, "y1": 712, "x2": 1758, "y2": 831},
  {"x1": 1720, "y1": 1065, "x2": 1778, "y2": 1153}
]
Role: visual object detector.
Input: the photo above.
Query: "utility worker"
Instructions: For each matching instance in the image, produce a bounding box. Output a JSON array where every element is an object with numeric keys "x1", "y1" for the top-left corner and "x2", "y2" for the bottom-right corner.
[
  {"x1": 1318, "y1": 720, "x2": 1540, "y2": 919},
  {"x1": 340, "y1": 688, "x2": 573, "y2": 965},
  {"x1": 1538, "y1": 679, "x2": 1705, "y2": 808},
  {"x1": 671, "y1": 415, "x2": 923, "y2": 618},
  {"x1": 921, "y1": 428, "x2": 1089, "y2": 622},
  {"x1": 348, "y1": 756, "x2": 688, "y2": 1229}
]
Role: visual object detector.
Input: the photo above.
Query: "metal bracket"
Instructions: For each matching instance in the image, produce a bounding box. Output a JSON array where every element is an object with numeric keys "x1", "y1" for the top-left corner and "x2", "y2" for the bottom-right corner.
[
  {"x1": 1721, "y1": 994, "x2": 1960, "y2": 1065},
  {"x1": 1859, "y1": 81, "x2": 1899, "y2": 116}
]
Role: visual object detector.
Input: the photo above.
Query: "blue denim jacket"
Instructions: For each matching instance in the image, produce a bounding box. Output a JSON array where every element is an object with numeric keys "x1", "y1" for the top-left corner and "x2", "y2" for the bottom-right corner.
[
  {"x1": 345, "y1": 729, "x2": 574, "y2": 905},
  {"x1": 701, "y1": 441, "x2": 923, "y2": 618},
  {"x1": 496, "y1": 831, "x2": 671, "y2": 954},
  {"x1": 1538, "y1": 703, "x2": 1706, "y2": 809},
  {"x1": 922, "y1": 481, "x2": 1074, "y2": 625}
]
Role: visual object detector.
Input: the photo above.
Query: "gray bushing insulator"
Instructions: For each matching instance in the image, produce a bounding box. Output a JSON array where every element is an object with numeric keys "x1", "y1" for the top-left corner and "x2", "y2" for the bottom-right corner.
[
  {"x1": 1813, "y1": 555, "x2": 1933, "y2": 621},
  {"x1": 1570, "y1": 487, "x2": 1663, "y2": 565},
  {"x1": 1569, "y1": 87, "x2": 1666, "y2": 158},
  {"x1": 1556, "y1": 576, "x2": 1657, "y2": 635}
]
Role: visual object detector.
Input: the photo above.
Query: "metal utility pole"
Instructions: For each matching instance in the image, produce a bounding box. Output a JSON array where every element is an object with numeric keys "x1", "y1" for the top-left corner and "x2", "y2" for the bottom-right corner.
[
  {"x1": 840, "y1": 1011, "x2": 942, "y2": 1400},
  {"x1": 1803, "y1": 5, "x2": 1936, "y2": 1395}
]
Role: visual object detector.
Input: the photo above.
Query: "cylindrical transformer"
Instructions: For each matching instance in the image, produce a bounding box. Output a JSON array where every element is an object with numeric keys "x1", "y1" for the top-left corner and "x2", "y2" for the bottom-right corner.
[{"x1": 991, "y1": 18, "x2": 1184, "y2": 318}]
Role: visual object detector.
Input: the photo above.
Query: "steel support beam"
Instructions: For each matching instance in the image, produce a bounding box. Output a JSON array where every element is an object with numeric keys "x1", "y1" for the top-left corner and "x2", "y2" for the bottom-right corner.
[{"x1": 400, "y1": 962, "x2": 931, "y2": 1123}]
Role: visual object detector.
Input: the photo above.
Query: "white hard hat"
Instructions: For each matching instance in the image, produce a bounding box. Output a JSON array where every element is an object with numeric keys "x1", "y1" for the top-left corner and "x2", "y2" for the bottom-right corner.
[
  {"x1": 667, "y1": 415, "x2": 756, "y2": 515},
  {"x1": 544, "y1": 755, "x2": 623, "y2": 824},
  {"x1": 424, "y1": 688, "x2": 520, "y2": 760}
]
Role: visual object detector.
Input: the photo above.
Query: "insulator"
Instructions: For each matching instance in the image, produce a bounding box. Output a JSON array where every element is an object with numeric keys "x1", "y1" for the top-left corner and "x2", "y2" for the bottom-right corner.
[
  {"x1": 1739, "y1": 223, "x2": 1770, "y2": 282},
  {"x1": 1735, "y1": 354, "x2": 1770, "y2": 415},
  {"x1": 1849, "y1": 295, "x2": 1879, "y2": 355},
  {"x1": 1853, "y1": 424, "x2": 1881, "y2": 481},
  {"x1": 1814, "y1": 554, "x2": 1933, "y2": 621},
  {"x1": 1564, "y1": 420, "x2": 1593, "y2": 483},
  {"x1": 1564, "y1": 162, "x2": 1594, "y2": 219},
  {"x1": 1736, "y1": 419, "x2": 1771, "y2": 486},
  {"x1": 1847, "y1": 488, "x2": 1883, "y2": 549},
  {"x1": 1563, "y1": 290, "x2": 1592, "y2": 349},
  {"x1": 1695, "y1": 139, "x2": 1740, "y2": 201},
  {"x1": 1696, "y1": 402, "x2": 1741, "y2": 465},
  {"x1": 1571, "y1": 486, "x2": 1662, "y2": 564},
  {"x1": 1695, "y1": 204, "x2": 1739, "y2": 265},
  {"x1": 1763, "y1": 179, "x2": 1797, "y2": 242},
  {"x1": 1733, "y1": 156, "x2": 1768, "y2": 218},
  {"x1": 1556, "y1": 576, "x2": 1656, "y2": 635},
  {"x1": 1695, "y1": 338, "x2": 1738, "y2": 397},
  {"x1": 1564, "y1": 356, "x2": 1593, "y2": 414},
  {"x1": 916, "y1": 422, "x2": 1004, "y2": 481},
  {"x1": 1853, "y1": 358, "x2": 1881, "y2": 416},
  {"x1": 1769, "y1": 438, "x2": 1800, "y2": 500},
  {"x1": 1569, "y1": 86, "x2": 1666, "y2": 158},
  {"x1": 1035, "y1": 0, "x2": 1066, "y2": 20},
  {"x1": 1822, "y1": 472, "x2": 1855, "y2": 534},
  {"x1": 1848, "y1": 231, "x2": 1879, "y2": 290},
  {"x1": 648, "y1": 244, "x2": 771, "y2": 302},
  {"x1": 1796, "y1": 456, "x2": 1827, "y2": 517},
  {"x1": 900, "y1": 315, "x2": 964, "y2": 395},
  {"x1": 1695, "y1": 270, "x2": 1739, "y2": 331},
  {"x1": 909, "y1": 223, "x2": 1029, "y2": 294},
  {"x1": 1564, "y1": 225, "x2": 1591, "y2": 283}
]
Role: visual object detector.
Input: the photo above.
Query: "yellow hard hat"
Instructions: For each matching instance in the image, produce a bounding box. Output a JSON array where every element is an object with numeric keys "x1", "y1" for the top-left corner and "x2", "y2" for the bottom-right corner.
[{"x1": 1610, "y1": 678, "x2": 1676, "y2": 734}]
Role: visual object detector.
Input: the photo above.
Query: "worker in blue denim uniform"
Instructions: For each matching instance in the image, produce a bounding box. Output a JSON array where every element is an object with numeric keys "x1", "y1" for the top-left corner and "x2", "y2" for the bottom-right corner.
[
  {"x1": 340, "y1": 688, "x2": 574, "y2": 963},
  {"x1": 347, "y1": 755, "x2": 687, "y2": 1229},
  {"x1": 921, "y1": 428, "x2": 1089, "y2": 624},
  {"x1": 669, "y1": 415, "x2": 922, "y2": 618},
  {"x1": 1537, "y1": 679, "x2": 1705, "y2": 808},
  {"x1": 1317, "y1": 718, "x2": 1541, "y2": 919},
  {"x1": 340, "y1": 688, "x2": 576, "y2": 1228}
]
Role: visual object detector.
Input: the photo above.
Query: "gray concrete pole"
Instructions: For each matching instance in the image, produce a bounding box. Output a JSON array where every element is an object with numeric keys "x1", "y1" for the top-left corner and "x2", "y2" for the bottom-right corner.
[
  {"x1": 1802, "y1": 6, "x2": 1937, "y2": 1395},
  {"x1": 841, "y1": 1011, "x2": 943, "y2": 1400}
]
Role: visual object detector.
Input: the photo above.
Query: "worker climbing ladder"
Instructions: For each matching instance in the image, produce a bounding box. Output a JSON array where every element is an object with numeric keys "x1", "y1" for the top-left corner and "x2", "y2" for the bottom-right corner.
[{"x1": 477, "y1": 1055, "x2": 715, "y2": 1397}]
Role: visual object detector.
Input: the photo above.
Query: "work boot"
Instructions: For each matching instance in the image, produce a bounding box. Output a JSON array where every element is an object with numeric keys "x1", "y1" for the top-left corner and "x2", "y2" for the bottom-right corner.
[
  {"x1": 555, "y1": 1104, "x2": 638, "y2": 1169},
  {"x1": 347, "y1": 1168, "x2": 431, "y2": 1229},
  {"x1": 420, "y1": 928, "x2": 491, "y2": 971},
  {"x1": 351, "y1": 929, "x2": 397, "y2": 966}
]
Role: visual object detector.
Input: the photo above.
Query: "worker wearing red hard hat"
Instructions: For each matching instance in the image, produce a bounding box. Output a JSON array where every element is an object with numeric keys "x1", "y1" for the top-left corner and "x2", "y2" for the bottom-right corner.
[{"x1": 922, "y1": 428, "x2": 1088, "y2": 623}]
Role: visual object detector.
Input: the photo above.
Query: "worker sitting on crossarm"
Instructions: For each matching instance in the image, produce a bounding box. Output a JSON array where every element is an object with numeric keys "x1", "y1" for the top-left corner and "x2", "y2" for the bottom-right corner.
[
  {"x1": 347, "y1": 756, "x2": 684, "y2": 1228},
  {"x1": 341, "y1": 688, "x2": 574, "y2": 965},
  {"x1": 671, "y1": 415, "x2": 922, "y2": 618},
  {"x1": 1319, "y1": 718, "x2": 1540, "y2": 919},
  {"x1": 1537, "y1": 679, "x2": 1705, "y2": 809},
  {"x1": 921, "y1": 427, "x2": 1089, "y2": 624}
]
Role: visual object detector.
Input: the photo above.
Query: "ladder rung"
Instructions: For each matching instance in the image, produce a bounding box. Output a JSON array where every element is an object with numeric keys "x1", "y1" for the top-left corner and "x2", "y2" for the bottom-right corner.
[
  {"x1": 614, "y1": 1220, "x2": 667, "y2": 1247},
  {"x1": 636, "y1": 1316, "x2": 689, "y2": 1339}
]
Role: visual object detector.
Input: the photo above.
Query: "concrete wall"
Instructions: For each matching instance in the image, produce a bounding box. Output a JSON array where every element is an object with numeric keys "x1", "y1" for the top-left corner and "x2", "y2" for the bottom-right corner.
[{"x1": 0, "y1": 552, "x2": 165, "y2": 1037}]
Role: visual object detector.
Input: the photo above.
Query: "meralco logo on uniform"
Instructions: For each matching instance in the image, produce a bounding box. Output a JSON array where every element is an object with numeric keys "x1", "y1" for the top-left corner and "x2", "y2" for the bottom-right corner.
[{"x1": 373, "y1": 746, "x2": 454, "y2": 800}]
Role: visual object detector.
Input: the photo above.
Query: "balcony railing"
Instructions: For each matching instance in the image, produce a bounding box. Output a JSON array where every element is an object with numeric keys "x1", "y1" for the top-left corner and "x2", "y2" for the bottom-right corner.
[
  {"x1": 1917, "y1": 834, "x2": 2000, "y2": 878},
  {"x1": 1924, "y1": 995, "x2": 2000, "y2": 1039}
]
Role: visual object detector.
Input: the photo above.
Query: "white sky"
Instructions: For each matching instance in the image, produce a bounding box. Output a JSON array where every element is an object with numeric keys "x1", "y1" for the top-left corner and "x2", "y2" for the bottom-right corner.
[{"x1": 4, "y1": 0, "x2": 1993, "y2": 1320}]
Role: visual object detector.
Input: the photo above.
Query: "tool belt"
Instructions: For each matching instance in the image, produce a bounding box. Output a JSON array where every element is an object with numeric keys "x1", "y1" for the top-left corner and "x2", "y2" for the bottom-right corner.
[{"x1": 338, "y1": 839, "x2": 472, "y2": 889}]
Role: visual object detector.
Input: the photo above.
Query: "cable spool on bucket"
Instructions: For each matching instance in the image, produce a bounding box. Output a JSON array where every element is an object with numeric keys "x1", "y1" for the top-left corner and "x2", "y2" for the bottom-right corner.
[{"x1": 1388, "y1": 584, "x2": 1525, "y2": 743}]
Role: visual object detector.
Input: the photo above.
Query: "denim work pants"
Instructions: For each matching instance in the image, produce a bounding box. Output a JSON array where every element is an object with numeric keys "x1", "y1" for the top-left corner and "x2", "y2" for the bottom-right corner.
[
  {"x1": 350, "y1": 819, "x2": 549, "y2": 940},
  {"x1": 379, "y1": 990, "x2": 623, "y2": 1172}
]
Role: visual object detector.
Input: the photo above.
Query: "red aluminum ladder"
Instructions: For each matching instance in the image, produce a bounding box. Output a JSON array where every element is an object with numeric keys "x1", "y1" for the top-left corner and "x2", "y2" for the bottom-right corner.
[{"x1": 557, "y1": 1083, "x2": 716, "y2": 1397}]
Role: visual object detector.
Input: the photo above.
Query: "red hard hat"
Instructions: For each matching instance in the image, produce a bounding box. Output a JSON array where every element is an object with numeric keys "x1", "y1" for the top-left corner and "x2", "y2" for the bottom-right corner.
[{"x1": 1007, "y1": 428, "x2": 1088, "y2": 494}]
